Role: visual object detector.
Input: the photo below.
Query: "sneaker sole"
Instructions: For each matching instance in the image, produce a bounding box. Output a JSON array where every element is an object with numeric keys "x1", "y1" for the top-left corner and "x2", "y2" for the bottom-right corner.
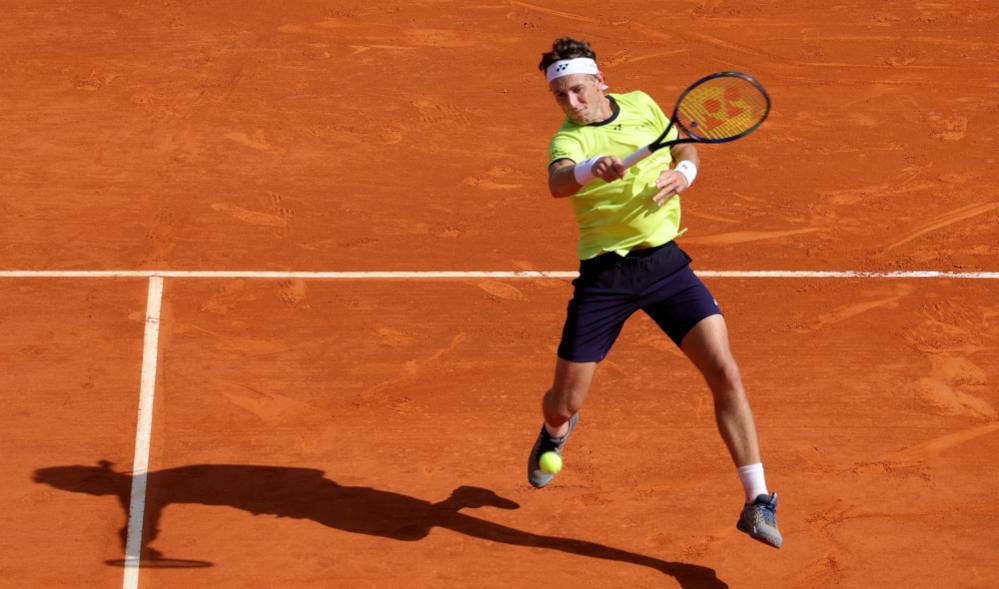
[{"x1": 736, "y1": 519, "x2": 782, "y2": 549}]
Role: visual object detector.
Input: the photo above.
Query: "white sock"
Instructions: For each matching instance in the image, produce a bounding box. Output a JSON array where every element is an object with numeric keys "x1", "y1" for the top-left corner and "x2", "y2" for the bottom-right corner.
[{"x1": 737, "y1": 463, "x2": 769, "y2": 503}]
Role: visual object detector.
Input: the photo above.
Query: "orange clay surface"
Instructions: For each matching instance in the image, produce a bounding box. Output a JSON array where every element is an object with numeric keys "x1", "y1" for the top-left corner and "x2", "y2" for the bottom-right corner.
[{"x1": 2, "y1": 1, "x2": 999, "y2": 588}]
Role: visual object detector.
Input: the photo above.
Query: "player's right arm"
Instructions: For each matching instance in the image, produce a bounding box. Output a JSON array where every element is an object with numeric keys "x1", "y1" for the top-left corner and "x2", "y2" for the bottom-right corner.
[
  {"x1": 547, "y1": 159, "x2": 579, "y2": 198},
  {"x1": 547, "y1": 157, "x2": 625, "y2": 198}
]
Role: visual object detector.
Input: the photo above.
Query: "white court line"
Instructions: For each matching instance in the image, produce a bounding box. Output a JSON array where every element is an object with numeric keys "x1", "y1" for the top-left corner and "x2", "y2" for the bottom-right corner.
[
  {"x1": 122, "y1": 277, "x2": 164, "y2": 589},
  {"x1": 0, "y1": 269, "x2": 998, "y2": 279}
]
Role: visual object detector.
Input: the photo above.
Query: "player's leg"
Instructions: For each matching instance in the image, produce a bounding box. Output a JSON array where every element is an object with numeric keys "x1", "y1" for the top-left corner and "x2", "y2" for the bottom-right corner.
[
  {"x1": 528, "y1": 311, "x2": 623, "y2": 489},
  {"x1": 542, "y1": 357, "x2": 597, "y2": 436},
  {"x1": 680, "y1": 314, "x2": 782, "y2": 548},
  {"x1": 679, "y1": 314, "x2": 760, "y2": 467},
  {"x1": 529, "y1": 255, "x2": 637, "y2": 488},
  {"x1": 640, "y1": 265, "x2": 764, "y2": 473},
  {"x1": 528, "y1": 359, "x2": 596, "y2": 488},
  {"x1": 639, "y1": 261, "x2": 760, "y2": 468},
  {"x1": 640, "y1": 261, "x2": 782, "y2": 547}
]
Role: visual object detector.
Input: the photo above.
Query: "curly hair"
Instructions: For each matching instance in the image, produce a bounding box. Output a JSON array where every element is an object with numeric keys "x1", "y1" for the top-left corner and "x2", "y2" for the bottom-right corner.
[{"x1": 538, "y1": 37, "x2": 598, "y2": 73}]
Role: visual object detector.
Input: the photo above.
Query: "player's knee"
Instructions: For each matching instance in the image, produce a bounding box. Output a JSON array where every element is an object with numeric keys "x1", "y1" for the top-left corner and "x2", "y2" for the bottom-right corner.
[
  {"x1": 554, "y1": 397, "x2": 584, "y2": 420},
  {"x1": 545, "y1": 387, "x2": 586, "y2": 419},
  {"x1": 561, "y1": 395, "x2": 585, "y2": 417},
  {"x1": 704, "y1": 360, "x2": 743, "y2": 393}
]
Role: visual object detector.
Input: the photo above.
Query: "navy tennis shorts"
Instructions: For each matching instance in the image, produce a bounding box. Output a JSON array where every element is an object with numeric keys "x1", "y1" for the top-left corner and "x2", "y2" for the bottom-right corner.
[{"x1": 557, "y1": 241, "x2": 721, "y2": 363}]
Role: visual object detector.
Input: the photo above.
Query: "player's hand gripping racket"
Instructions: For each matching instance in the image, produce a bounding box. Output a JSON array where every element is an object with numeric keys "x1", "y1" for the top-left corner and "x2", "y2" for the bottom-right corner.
[{"x1": 621, "y1": 71, "x2": 771, "y2": 170}]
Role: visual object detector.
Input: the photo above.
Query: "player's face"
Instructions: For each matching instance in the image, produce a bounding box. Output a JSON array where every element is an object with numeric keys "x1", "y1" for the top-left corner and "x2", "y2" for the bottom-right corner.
[{"x1": 549, "y1": 74, "x2": 606, "y2": 125}]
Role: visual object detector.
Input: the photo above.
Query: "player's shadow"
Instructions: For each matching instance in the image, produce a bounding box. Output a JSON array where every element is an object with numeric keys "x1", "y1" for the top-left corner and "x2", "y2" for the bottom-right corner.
[{"x1": 33, "y1": 461, "x2": 727, "y2": 588}]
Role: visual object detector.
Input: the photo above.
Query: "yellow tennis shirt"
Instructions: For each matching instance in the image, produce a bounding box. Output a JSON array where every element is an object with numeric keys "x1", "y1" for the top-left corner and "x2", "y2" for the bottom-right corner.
[{"x1": 547, "y1": 91, "x2": 684, "y2": 260}]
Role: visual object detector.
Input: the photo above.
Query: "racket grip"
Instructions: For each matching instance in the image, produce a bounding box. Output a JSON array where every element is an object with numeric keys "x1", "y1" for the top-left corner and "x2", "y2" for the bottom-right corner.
[{"x1": 621, "y1": 145, "x2": 652, "y2": 170}]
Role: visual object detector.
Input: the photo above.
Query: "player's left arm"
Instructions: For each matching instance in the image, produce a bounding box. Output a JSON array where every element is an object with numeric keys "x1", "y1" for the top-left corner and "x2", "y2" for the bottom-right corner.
[{"x1": 652, "y1": 143, "x2": 700, "y2": 207}]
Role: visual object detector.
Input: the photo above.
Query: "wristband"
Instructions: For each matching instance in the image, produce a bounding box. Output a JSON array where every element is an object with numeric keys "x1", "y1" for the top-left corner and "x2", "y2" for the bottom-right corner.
[
  {"x1": 573, "y1": 155, "x2": 605, "y2": 185},
  {"x1": 675, "y1": 160, "x2": 698, "y2": 187}
]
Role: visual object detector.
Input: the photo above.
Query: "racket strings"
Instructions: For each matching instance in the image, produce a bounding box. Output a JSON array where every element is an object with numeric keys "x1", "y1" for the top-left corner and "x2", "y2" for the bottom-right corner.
[{"x1": 677, "y1": 77, "x2": 768, "y2": 141}]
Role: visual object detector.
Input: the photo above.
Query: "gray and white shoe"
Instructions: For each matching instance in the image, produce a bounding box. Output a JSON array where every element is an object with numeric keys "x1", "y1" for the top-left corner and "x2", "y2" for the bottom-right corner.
[
  {"x1": 527, "y1": 413, "x2": 579, "y2": 488},
  {"x1": 737, "y1": 492, "x2": 783, "y2": 548}
]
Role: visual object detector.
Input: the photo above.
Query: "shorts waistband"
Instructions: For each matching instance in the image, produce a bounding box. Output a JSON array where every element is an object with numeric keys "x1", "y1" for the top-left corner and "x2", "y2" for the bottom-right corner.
[
  {"x1": 581, "y1": 241, "x2": 676, "y2": 267},
  {"x1": 624, "y1": 241, "x2": 674, "y2": 258}
]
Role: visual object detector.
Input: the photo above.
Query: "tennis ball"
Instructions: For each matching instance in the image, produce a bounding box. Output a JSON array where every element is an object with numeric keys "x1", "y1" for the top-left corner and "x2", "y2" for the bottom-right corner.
[{"x1": 539, "y1": 451, "x2": 563, "y2": 474}]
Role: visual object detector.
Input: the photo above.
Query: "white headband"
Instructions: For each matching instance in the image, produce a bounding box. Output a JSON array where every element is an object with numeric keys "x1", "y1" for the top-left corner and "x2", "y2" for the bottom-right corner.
[{"x1": 545, "y1": 57, "x2": 600, "y2": 82}]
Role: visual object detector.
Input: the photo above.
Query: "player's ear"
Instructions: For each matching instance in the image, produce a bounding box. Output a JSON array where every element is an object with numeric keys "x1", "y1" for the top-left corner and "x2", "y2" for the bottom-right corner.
[{"x1": 596, "y1": 73, "x2": 608, "y2": 92}]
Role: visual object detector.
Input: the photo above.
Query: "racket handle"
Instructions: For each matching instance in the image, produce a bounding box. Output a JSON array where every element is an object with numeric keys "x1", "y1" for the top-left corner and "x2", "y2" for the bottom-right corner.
[{"x1": 621, "y1": 145, "x2": 652, "y2": 170}]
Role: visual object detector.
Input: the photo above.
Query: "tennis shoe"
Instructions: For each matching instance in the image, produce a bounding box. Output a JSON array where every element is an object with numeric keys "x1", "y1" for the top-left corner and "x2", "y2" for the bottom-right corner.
[
  {"x1": 527, "y1": 413, "x2": 579, "y2": 488},
  {"x1": 737, "y1": 492, "x2": 782, "y2": 548}
]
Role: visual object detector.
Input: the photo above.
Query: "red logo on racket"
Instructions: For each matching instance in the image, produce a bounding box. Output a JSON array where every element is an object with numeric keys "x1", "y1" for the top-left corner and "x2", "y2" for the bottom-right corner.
[{"x1": 696, "y1": 87, "x2": 747, "y2": 132}]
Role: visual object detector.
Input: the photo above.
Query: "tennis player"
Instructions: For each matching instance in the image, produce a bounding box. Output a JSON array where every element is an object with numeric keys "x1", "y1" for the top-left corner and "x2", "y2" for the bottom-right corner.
[{"x1": 527, "y1": 37, "x2": 782, "y2": 549}]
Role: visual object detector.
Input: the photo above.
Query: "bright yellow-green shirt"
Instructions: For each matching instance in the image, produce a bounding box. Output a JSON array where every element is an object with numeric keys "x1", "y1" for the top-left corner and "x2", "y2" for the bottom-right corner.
[{"x1": 547, "y1": 91, "x2": 684, "y2": 260}]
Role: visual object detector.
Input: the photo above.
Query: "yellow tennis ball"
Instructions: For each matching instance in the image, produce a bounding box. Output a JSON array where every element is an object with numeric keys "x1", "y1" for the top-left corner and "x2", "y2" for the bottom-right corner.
[{"x1": 539, "y1": 451, "x2": 563, "y2": 474}]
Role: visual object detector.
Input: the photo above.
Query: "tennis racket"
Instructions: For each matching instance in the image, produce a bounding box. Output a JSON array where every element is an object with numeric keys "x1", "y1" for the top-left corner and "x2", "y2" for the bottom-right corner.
[{"x1": 621, "y1": 71, "x2": 771, "y2": 170}]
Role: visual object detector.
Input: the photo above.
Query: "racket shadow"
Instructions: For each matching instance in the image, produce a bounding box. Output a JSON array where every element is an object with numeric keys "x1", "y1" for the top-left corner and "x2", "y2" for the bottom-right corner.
[{"x1": 33, "y1": 461, "x2": 727, "y2": 587}]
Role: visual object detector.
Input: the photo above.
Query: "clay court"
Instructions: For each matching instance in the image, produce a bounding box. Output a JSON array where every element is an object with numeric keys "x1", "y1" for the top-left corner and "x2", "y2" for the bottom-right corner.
[{"x1": 2, "y1": 1, "x2": 999, "y2": 587}]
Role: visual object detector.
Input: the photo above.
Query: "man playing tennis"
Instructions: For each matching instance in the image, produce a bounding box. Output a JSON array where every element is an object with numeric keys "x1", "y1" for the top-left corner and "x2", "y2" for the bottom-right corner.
[{"x1": 527, "y1": 37, "x2": 782, "y2": 549}]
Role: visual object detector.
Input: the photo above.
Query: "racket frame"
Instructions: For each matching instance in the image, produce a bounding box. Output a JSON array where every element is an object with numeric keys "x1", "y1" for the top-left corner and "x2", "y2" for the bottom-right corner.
[{"x1": 620, "y1": 71, "x2": 771, "y2": 169}]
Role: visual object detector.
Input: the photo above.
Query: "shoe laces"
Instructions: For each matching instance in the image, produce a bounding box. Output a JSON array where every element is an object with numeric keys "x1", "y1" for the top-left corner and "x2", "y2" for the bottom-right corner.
[{"x1": 752, "y1": 497, "x2": 778, "y2": 527}]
